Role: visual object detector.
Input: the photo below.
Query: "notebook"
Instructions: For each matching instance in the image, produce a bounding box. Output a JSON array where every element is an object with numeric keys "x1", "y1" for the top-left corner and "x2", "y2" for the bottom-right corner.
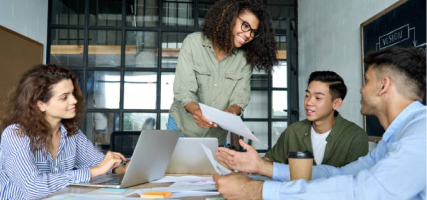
[
  {"x1": 72, "y1": 130, "x2": 180, "y2": 188},
  {"x1": 165, "y1": 137, "x2": 218, "y2": 175}
]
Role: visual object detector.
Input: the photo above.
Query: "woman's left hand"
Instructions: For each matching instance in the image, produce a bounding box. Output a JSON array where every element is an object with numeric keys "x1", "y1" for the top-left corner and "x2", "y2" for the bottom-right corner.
[{"x1": 224, "y1": 105, "x2": 242, "y2": 115}]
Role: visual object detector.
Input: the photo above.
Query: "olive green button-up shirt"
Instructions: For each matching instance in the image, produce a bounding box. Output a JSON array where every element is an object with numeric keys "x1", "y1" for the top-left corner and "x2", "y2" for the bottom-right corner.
[
  {"x1": 169, "y1": 32, "x2": 252, "y2": 145},
  {"x1": 265, "y1": 113, "x2": 369, "y2": 167}
]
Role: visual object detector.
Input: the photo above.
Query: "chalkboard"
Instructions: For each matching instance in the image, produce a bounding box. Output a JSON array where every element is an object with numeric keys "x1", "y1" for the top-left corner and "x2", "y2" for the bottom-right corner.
[{"x1": 360, "y1": 0, "x2": 426, "y2": 138}]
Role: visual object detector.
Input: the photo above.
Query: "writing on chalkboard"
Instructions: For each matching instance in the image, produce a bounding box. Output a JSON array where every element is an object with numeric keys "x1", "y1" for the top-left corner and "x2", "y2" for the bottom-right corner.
[{"x1": 378, "y1": 24, "x2": 425, "y2": 50}]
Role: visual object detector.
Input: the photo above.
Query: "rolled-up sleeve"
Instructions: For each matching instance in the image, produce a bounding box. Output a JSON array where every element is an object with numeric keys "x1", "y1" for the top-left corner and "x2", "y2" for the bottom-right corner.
[{"x1": 173, "y1": 37, "x2": 199, "y2": 107}]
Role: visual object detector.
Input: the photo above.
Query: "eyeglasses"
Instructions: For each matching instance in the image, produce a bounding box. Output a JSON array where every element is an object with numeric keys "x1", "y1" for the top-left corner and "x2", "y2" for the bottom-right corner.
[{"x1": 237, "y1": 16, "x2": 259, "y2": 39}]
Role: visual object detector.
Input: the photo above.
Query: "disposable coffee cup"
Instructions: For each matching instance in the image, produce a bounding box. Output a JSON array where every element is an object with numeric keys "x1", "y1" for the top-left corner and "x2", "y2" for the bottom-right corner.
[{"x1": 287, "y1": 151, "x2": 314, "y2": 181}]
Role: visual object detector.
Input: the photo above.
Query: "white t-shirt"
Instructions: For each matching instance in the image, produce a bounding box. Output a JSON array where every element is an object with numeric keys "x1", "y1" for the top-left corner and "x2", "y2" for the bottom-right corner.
[{"x1": 311, "y1": 126, "x2": 331, "y2": 165}]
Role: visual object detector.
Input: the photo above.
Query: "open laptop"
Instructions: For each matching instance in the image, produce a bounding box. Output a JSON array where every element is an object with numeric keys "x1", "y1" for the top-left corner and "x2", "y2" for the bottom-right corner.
[
  {"x1": 166, "y1": 137, "x2": 218, "y2": 175},
  {"x1": 73, "y1": 130, "x2": 180, "y2": 188}
]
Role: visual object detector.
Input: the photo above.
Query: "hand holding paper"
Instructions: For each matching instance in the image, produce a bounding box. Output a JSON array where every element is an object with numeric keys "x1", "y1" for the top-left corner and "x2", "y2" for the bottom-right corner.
[{"x1": 199, "y1": 103, "x2": 261, "y2": 143}]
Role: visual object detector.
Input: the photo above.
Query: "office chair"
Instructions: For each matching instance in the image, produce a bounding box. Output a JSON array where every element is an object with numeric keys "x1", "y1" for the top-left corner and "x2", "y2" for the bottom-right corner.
[{"x1": 110, "y1": 131, "x2": 141, "y2": 157}]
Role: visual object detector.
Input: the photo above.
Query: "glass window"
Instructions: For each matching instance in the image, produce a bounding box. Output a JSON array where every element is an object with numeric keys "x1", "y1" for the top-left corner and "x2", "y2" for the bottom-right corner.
[
  {"x1": 87, "y1": 71, "x2": 121, "y2": 109},
  {"x1": 123, "y1": 113, "x2": 157, "y2": 131},
  {"x1": 85, "y1": 112, "x2": 120, "y2": 151},
  {"x1": 197, "y1": 3, "x2": 213, "y2": 26},
  {"x1": 268, "y1": 5, "x2": 292, "y2": 30},
  {"x1": 161, "y1": 72, "x2": 175, "y2": 109},
  {"x1": 251, "y1": 70, "x2": 268, "y2": 88},
  {"x1": 124, "y1": 71, "x2": 157, "y2": 109},
  {"x1": 88, "y1": 30, "x2": 122, "y2": 67},
  {"x1": 50, "y1": 29, "x2": 84, "y2": 67},
  {"x1": 126, "y1": 0, "x2": 159, "y2": 27},
  {"x1": 272, "y1": 91, "x2": 287, "y2": 118},
  {"x1": 125, "y1": 31, "x2": 158, "y2": 68},
  {"x1": 71, "y1": 70, "x2": 85, "y2": 94},
  {"x1": 271, "y1": 121, "x2": 287, "y2": 146},
  {"x1": 160, "y1": 113, "x2": 169, "y2": 130},
  {"x1": 161, "y1": 32, "x2": 189, "y2": 68},
  {"x1": 273, "y1": 61, "x2": 287, "y2": 88},
  {"x1": 243, "y1": 122, "x2": 268, "y2": 150},
  {"x1": 162, "y1": 0, "x2": 194, "y2": 28},
  {"x1": 51, "y1": 0, "x2": 85, "y2": 25},
  {"x1": 244, "y1": 91, "x2": 268, "y2": 119},
  {"x1": 276, "y1": 35, "x2": 287, "y2": 50},
  {"x1": 89, "y1": 0, "x2": 122, "y2": 26}
]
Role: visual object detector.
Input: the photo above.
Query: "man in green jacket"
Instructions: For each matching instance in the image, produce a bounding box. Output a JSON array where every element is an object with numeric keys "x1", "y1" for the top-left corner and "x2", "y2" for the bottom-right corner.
[{"x1": 264, "y1": 71, "x2": 368, "y2": 167}]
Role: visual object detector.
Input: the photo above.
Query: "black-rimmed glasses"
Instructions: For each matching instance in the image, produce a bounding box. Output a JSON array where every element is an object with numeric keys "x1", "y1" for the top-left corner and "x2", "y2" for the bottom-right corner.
[{"x1": 237, "y1": 16, "x2": 260, "y2": 38}]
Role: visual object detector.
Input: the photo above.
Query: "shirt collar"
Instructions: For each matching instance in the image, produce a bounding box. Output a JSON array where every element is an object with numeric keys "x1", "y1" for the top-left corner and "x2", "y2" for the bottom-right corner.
[
  {"x1": 59, "y1": 123, "x2": 68, "y2": 138},
  {"x1": 381, "y1": 101, "x2": 424, "y2": 142},
  {"x1": 201, "y1": 35, "x2": 239, "y2": 55}
]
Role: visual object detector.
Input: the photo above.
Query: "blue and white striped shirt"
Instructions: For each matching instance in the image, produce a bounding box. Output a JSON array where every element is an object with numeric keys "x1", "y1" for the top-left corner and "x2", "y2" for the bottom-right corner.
[{"x1": 0, "y1": 124, "x2": 105, "y2": 199}]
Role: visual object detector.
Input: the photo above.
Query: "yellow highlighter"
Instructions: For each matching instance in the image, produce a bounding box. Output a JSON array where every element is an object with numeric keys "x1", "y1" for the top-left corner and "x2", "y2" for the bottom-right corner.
[{"x1": 140, "y1": 191, "x2": 172, "y2": 199}]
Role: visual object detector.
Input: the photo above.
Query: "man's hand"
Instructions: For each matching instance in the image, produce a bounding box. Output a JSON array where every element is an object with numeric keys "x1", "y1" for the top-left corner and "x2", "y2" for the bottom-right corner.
[
  {"x1": 185, "y1": 102, "x2": 218, "y2": 128},
  {"x1": 213, "y1": 173, "x2": 264, "y2": 200},
  {"x1": 90, "y1": 151, "x2": 126, "y2": 178},
  {"x1": 215, "y1": 139, "x2": 274, "y2": 177},
  {"x1": 215, "y1": 139, "x2": 262, "y2": 174}
]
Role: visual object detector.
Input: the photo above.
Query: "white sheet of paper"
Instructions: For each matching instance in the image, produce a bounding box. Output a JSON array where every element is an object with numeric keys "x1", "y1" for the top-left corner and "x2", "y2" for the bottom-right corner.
[
  {"x1": 45, "y1": 193, "x2": 142, "y2": 200},
  {"x1": 199, "y1": 103, "x2": 261, "y2": 143},
  {"x1": 152, "y1": 175, "x2": 213, "y2": 183},
  {"x1": 201, "y1": 144, "x2": 231, "y2": 175}
]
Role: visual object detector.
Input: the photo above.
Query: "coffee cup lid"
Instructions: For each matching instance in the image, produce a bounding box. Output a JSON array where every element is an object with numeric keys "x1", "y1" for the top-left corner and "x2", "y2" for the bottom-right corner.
[{"x1": 287, "y1": 151, "x2": 314, "y2": 158}]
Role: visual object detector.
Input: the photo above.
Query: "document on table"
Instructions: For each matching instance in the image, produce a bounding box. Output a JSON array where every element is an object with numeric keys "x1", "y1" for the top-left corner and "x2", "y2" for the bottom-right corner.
[
  {"x1": 152, "y1": 175, "x2": 214, "y2": 183},
  {"x1": 199, "y1": 103, "x2": 261, "y2": 143},
  {"x1": 201, "y1": 144, "x2": 231, "y2": 175},
  {"x1": 45, "y1": 193, "x2": 142, "y2": 200}
]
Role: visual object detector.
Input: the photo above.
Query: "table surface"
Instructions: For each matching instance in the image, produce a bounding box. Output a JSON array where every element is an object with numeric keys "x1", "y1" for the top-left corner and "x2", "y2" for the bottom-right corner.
[{"x1": 44, "y1": 174, "x2": 222, "y2": 199}]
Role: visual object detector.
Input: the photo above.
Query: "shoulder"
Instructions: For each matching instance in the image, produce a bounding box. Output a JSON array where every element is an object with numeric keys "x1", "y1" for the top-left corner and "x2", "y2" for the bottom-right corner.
[
  {"x1": 67, "y1": 128, "x2": 88, "y2": 140},
  {"x1": 183, "y1": 32, "x2": 204, "y2": 44},
  {"x1": 288, "y1": 119, "x2": 311, "y2": 130},
  {"x1": 1, "y1": 124, "x2": 30, "y2": 147},
  {"x1": 285, "y1": 119, "x2": 311, "y2": 134},
  {"x1": 334, "y1": 114, "x2": 366, "y2": 136}
]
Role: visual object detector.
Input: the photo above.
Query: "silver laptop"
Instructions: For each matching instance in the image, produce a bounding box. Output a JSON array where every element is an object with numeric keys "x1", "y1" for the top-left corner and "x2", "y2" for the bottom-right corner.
[
  {"x1": 166, "y1": 137, "x2": 218, "y2": 175},
  {"x1": 73, "y1": 130, "x2": 180, "y2": 188}
]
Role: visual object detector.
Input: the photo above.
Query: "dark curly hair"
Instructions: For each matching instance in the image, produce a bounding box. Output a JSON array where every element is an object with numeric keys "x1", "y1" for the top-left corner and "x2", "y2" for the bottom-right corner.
[
  {"x1": 201, "y1": 0, "x2": 278, "y2": 71},
  {"x1": 0, "y1": 64, "x2": 86, "y2": 152},
  {"x1": 364, "y1": 46, "x2": 426, "y2": 101}
]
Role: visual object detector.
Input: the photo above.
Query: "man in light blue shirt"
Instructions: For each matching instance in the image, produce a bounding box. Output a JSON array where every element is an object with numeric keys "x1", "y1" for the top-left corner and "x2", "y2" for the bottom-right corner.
[{"x1": 213, "y1": 46, "x2": 426, "y2": 200}]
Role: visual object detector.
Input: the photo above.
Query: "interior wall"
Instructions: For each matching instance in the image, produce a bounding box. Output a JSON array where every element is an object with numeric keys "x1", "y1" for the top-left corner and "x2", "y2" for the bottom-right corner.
[
  {"x1": 0, "y1": 0, "x2": 48, "y2": 64},
  {"x1": 297, "y1": 0, "x2": 399, "y2": 128}
]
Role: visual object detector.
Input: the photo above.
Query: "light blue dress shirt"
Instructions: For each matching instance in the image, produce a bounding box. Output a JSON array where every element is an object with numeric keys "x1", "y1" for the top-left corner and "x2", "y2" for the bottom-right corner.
[
  {"x1": 263, "y1": 101, "x2": 426, "y2": 200},
  {"x1": 0, "y1": 124, "x2": 105, "y2": 199}
]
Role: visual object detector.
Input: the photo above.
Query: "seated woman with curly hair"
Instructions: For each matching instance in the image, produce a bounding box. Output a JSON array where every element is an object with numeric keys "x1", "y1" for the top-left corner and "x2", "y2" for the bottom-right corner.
[
  {"x1": 168, "y1": 0, "x2": 278, "y2": 145},
  {"x1": 0, "y1": 64, "x2": 128, "y2": 199}
]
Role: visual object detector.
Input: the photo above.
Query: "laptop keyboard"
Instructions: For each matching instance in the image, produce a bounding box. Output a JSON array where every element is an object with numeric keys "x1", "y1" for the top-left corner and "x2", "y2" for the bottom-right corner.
[{"x1": 90, "y1": 174, "x2": 124, "y2": 185}]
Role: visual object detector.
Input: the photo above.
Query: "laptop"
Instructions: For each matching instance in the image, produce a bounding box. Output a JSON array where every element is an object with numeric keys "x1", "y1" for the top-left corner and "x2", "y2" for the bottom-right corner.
[
  {"x1": 166, "y1": 137, "x2": 218, "y2": 175},
  {"x1": 73, "y1": 130, "x2": 180, "y2": 188}
]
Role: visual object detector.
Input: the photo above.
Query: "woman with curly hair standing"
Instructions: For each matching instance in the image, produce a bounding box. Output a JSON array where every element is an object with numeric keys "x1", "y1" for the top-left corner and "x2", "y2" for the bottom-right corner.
[
  {"x1": 0, "y1": 65, "x2": 128, "y2": 199},
  {"x1": 168, "y1": 0, "x2": 277, "y2": 145}
]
